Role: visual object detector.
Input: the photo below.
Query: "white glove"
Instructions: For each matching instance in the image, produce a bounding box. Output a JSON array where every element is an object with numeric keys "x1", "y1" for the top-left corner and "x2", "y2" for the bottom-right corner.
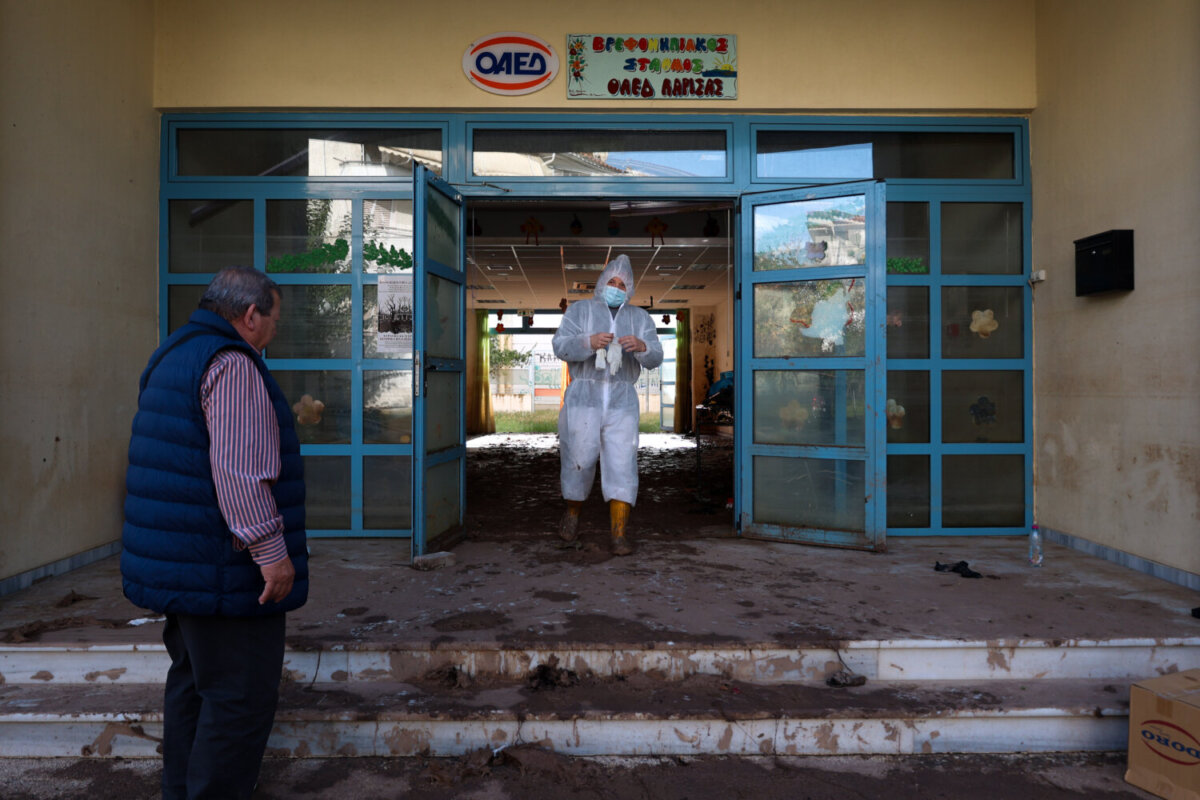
[
  {"x1": 595, "y1": 346, "x2": 607, "y2": 370},
  {"x1": 605, "y1": 340, "x2": 622, "y2": 375}
]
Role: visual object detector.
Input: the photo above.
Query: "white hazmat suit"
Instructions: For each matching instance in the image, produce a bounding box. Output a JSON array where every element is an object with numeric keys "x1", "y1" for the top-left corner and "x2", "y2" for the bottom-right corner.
[{"x1": 553, "y1": 255, "x2": 664, "y2": 506}]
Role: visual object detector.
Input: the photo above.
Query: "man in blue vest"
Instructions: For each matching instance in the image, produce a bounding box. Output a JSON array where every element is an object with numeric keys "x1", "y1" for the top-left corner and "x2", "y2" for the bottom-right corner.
[{"x1": 122, "y1": 266, "x2": 308, "y2": 800}]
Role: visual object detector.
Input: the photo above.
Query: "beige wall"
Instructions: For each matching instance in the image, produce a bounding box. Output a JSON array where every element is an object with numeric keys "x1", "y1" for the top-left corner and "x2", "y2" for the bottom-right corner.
[
  {"x1": 0, "y1": 1, "x2": 159, "y2": 584},
  {"x1": 1031, "y1": 0, "x2": 1200, "y2": 573},
  {"x1": 154, "y1": 0, "x2": 1036, "y2": 111}
]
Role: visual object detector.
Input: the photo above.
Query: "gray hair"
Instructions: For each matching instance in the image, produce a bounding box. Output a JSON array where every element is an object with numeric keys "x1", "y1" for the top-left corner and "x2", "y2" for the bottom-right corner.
[{"x1": 198, "y1": 267, "x2": 279, "y2": 322}]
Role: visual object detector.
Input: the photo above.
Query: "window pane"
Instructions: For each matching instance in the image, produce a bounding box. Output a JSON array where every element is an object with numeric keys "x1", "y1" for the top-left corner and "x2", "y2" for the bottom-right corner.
[
  {"x1": 304, "y1": 456, "x2": 351, "y2": 530},
  {"x1": 473, "y1": 129, "x2": 726, "y2": 177},
  {"x1": 942, "y1": 203, "x2": 1023, "y2": 274},
  {"x1": 364, "y1": 199, "x2": 414, "y2": 274},
  {"x1": 425, "y1": 274, "x2": 462, "y2": 359},
  {"x1": 363, "y1": 456, "x2": 412, "y2": 529},
  {"x1": 753, "y1": 196, "x2": 866, "y2": 271},
  {"x1": 753, "y1": 455, "x2": 865, "y2": 532},
  {"x1": 754, "y1": 370, "x2": 865, "y2": 447},
  {"x1": 886, "y1": 202, "x2": 929, "y2": 274},
  {"x1": 942, "y1": 370, "x2": 1024, "y2": 443},
  {"x1": 941, "y1": 286, "x2": 1023, "y2": 359},
  {"x1": 943, "y1": 454, "x2": 1024, "y2": 527},
  {"x1": 886, "y1": 286, "x2": 929, "y2": 359},
  {"x1": 364, "y1": 370, "x2": 413, "y2": 445},
  {"x1": 169, "y1": 200, "x2": 253, "y2": 274},
  {"x1": 756, "y1": 130, "x2": 1014, "y2": 180},
  {"x1": 177, "y1": 129, "x2": 442, "y2": 177},
  {"x1": 886, "y1": 371, "x2": 930, "y2": 444},
  {"x1": 274, "y1": 370, "x2": 352, "y2": 445},
  {"x1": 363, "y1": 284, "x2": 410, "y2": 360},
  {"x1": 425, "y1": 459, "x2": 461, "y2": 540},
  {"x1": 426, "y1": 187, "x2": 460, "y2": 271},
  {"x1": 266, "y1": 200, "x2": 352, "y2": 275},
  {"x1": 426, "y1": 372, "x2": 461, "y2": 452},
  {"x1": 168, "y1": 285, "x2": 206, "y2": 333},
  {"x1": 887, "y1": 455, "x2": 930, "y2": 528},
  {"x1": 754, "y1": 279, "x2": 867, "y2": 358},
  {"x1": 268, "y1": 285, "x2": 352, "y2": 359}
]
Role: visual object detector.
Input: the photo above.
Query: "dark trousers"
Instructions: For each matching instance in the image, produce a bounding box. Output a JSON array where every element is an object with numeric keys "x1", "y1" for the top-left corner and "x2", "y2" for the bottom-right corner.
[{"x1": 162, "y1": 612, "x2": 286, "y2": 800}]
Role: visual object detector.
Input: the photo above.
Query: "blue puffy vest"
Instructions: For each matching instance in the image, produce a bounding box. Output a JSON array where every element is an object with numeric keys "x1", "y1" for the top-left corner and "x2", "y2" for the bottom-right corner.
[{"x1": 121, "y1": 309, "x2": 308, "y2": 616}]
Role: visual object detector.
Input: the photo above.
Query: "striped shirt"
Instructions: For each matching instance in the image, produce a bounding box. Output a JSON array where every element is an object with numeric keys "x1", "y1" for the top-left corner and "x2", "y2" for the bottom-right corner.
[{"x1": 200, "y1": 350, "x2": 289, "y2": 567}]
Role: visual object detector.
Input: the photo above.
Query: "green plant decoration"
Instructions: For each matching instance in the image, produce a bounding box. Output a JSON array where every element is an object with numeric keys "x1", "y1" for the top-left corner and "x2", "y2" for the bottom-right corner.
[
  {"x1": 362, "y1": 241, "x2": 413, "y2": 270},
  {"x1": 886, "y1": 256, "x2": 927, "y2": 274}
]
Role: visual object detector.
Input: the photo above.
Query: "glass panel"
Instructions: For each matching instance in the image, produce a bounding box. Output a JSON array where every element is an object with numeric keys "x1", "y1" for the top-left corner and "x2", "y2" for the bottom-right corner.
[
  {"x1": 424, "y1": 459, "x2": 461, "y2": 539},
  {"x1": 886, "y1": 202, "x2": 929, "y2": 274},
  {"x1": 942, "y1": 370, "x2": 1024, "y2": 443},
  {"x1": 168, "y1": 285, "x2": 206, "y2": 333},
  {"x1": 363, "y1": 456, "x2": 412, "y2": 529},
  {"x1": 941, "y1": 286, "x2": 1023, "y2": 359},
  {"x1": 756, "y1": 130, "x2": 1014, "y2": 180},
  {"x1": 887, "y1": 455, "x2": 930, "y2": 528},
  {"x1": 425, "y1": 372, "x2": 461, "y2": 452},
  {"x1": 426, "y1": 187, "x2": 460, "y2": 271},
  {"x1": 267, "y1": 285, "x2": 352, "y2": 359},
  {"x1": 266, "y1": 199, "x2": 352, "y2": 274},
  {"x1": 942, "y1": 203, "x2": 1023, "y2": 274},
  {"x1": 886, "y1": 371, "x2": 930, "y2": 444},
  {"x1": 753, "y1": 455, "x2": 865, "y2": 532},
  {"x1": 753, "y1": 195, "x2": 866, "y2": 271},
  {"x1": 660, "y1": 360, "x2": 676, "y2": 382},
  {"x1": 886, "y1": 286, "x2": 930, "y2": 359},
  {"x1": 303, "y1": 455, "x2": 351, "y2": 529},
  {"x1": 364, "y1": 199, "x2": 414, "y2": 274},
  {"x1": 754, "y1": 279, "x2": 866, "y2": 357},
  {"x1": 169, "y1": 199, "x2": 253, "y2": 273},
  {"x1": 364, "y1": 370, "x2": 413, "y2": 445},
  {"x1": 425, "y1": 274, "x2": 462, "y2": 359},
  {"x1": 363, "y1": 284, "x2": 410, "y2": 360},
  {"x1": 273, "y1": 370, "x2": 352, "y2": 444},
  {"x1": 662, "y1": 384, "x2": 676, "y2": 405},
  {"x1": 177, "y1": 129, "x2": 442, "y2": 177},
  {"x1": 754, "y1": 370, "x2": 865, "y2": 447},
  {"x1": 943, "y1": 454, "x2": 1025, "y2": 527},
  {"x1": 473, "y1": 129, "x2": 726, "y2": 177}
]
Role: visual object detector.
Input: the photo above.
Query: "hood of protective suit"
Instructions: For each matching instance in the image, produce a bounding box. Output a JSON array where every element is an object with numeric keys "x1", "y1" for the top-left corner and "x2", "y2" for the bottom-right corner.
[{"x1": 594, "y1": 254, "x2": 635, "y2": 302}]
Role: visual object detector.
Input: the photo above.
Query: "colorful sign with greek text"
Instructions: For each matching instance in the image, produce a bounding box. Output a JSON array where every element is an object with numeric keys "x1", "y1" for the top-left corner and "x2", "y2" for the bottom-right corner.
[
  {"x1": 463, "y1": 32, "x2": 559, "y2": 96},
  {"x1": 566, "y1": 35, "x2": 736, "y2": 100}
]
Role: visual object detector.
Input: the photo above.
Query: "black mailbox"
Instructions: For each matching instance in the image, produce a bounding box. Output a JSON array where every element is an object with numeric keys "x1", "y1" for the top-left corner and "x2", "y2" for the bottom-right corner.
[{"x1": 1074, "y1": 229, "x2": 1133, "y2": 296}]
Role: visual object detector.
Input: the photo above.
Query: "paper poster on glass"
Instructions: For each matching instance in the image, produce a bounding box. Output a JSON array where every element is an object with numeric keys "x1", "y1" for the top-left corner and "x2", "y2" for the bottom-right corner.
[
  {"x1": 567, "y1": 35, "x2": 736, "y2": 100},
  {"x1": 377, "y1": 274, "x2": 414, "y2": 354}
]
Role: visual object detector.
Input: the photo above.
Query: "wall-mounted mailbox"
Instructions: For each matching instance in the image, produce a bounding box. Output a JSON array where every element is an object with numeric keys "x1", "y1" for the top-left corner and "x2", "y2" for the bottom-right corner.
[{"x1": 1074, "y1": 229, "x2": 1133, "y2": 296}]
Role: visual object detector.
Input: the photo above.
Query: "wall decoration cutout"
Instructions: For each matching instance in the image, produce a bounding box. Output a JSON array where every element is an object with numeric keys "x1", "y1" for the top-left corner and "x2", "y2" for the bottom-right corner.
[
  {"x1": 645, "y1": 216, "x2": 668, "y2": 245},
  {"x1": 521, "y1": 215, "x2": 544, "y2": 245}
]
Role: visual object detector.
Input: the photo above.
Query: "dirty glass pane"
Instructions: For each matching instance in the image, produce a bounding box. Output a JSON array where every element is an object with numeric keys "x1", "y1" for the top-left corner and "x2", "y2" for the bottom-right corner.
[
  {"x1": 169, "y1": 199, "x2": 253, "y2": 273},
  {"x1": 886, "y1": 371, "x2": 930, "y2": 444},
  {"x1": 167, "y1": 285, "x2": 206, "y2": 333},
  {"x1": 424, "y1": 459, "x2": 461, "y2": 539},
  {"x1": 887, "y1": 455, "x2": 930, "y2": 528},
  {"x1": 425, "y1": 274, "x2": 462, "y2": 359},
  {"x1": 941, "y1": 286, "x2": 1023, "y2": 359},
  {"x1": 177, "y1": 128, "x2": 442, "y2": 177},
  {"x1": 364, "y1": 199, "x2": 414, "y2": 274},
  {"x1": 886, "y1": 286, "x2": 929, "y2": 359},
  {"x1": 754, "y1": 279, "x2": 866, "y2": 357},
  {"x1": 273, "y1": 370, "x2": 352, "y2": 445},
  {"x1": 942, "y1": 203, "x2": 1023, "y2": 274},
  {"x1": 266, "y1": 199, "x2": 352, "y2": 274},
  {"x1": 886, "y1": 202, "x2": 929, "y2": 274},
  {"x1": 425, "y1": 372, "x2": 461, "y2": 452},
  {"x1": 753, "y1": 455, "x2": 865, "y2": 531},
  {"x1": 304, "y1": 456, "x2": 351, "y2": 530},
  {"x1": 942, "y1": 370, "x2": 1023, "y2": 443},
  {"x1": 473, "y1": 129, "x2": 726, "y2": 178},
  {"x1": 756, "y1": 130, "x2": 1013, "y2": 180},
  {"x1": 363, "y1": 456, "x2": 412, "y2": 530},
  {"x1": 943, "y1": 454, "x2": 1024, "y2": 527},
  {"x1": 426, "y1": 187, "x2": 460, "y2": 271},
  {"x1": 754, "y1": 370, "x2": 865, "y2": 447},
  {"x1": 363, "y1": 284, "x2": 410, "y2": 360},
  {"x1": 267, "y1": 285, "x2": 351, "y2": 359},
  {"x1": 364, "y1": 370, "x2": 413, "y2": 445},
  {"x1": 753, "y1": 195, "x2": 866, "y2": 271}
]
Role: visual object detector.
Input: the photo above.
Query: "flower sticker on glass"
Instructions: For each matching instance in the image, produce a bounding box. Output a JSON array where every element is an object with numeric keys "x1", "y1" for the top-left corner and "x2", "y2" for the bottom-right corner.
[
  {"x1": 969, "y1": 395, "x2": 996, "y2": 427},
  {"x1": 293, "y1": 394, "x2": 325, "y2": 426},
  {"x1": 886, "y1": 398, "x2": 906, "y2": 429},
  {"x1": 970, "y1": 309, "x2": 999, "y2": 339}
]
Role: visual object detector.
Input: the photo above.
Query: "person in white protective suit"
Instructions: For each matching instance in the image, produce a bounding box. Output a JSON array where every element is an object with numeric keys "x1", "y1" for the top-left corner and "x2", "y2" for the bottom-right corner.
[{"x1": 552, "y1": 254, "x2": 663, "y2": 555}]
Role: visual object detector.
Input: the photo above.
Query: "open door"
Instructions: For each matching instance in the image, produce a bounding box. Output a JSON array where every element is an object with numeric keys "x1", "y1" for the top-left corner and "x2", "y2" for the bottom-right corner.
[
  {"x1": 413, "y1": 165, "x2": 466, "y2": 554},
  {"x1": 736, "y1": 182, "x2": 886, "y2": 550}
]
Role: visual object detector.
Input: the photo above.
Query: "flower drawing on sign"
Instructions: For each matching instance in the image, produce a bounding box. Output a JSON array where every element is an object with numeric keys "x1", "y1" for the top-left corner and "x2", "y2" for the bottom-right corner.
[
  {"x1": 970, "y1": 309, "x2": 999, "y2": 338},
  {"x1": 969, "y1": 396, "x2": 997, "y2": 427},
  {"x1": 292, "y1": 394, "x2": 325, "y2": 426},
  {"x1": 568, "y1": 38, "x2": 588, "y2": 84},
  {"x1": 886, "y1": 398, "x2": 906, "y2": 429}
]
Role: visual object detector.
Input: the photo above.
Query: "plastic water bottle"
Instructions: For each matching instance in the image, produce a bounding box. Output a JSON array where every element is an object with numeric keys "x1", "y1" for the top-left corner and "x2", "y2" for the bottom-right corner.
[{"x1": 1028, "y1": 524, "x2": 1044, "y2": 567}]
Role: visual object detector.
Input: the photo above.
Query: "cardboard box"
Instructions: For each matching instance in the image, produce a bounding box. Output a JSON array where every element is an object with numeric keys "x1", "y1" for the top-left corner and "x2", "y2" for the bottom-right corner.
[{"x1": 1128, "y1": 669, "x2": 1200, "y2": 800}]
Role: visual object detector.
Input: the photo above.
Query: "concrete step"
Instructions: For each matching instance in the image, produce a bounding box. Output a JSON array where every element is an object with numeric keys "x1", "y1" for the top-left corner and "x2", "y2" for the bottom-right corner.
[{"x1": 0, "y1": 677, "x2": 1130, "y2": 758}]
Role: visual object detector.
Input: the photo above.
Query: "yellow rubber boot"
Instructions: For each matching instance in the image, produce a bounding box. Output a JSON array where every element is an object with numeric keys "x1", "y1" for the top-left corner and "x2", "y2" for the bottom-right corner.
[
  {"x1": 558, "y1": 500, "x2": 584, "y2": 542},
  {"x1": 609, "y1": 500, "x2": 633, "y2": 556}
]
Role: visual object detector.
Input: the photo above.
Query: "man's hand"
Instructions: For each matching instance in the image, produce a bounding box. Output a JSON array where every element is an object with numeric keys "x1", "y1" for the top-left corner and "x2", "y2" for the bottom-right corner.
[
  {"x1": 258, "y1": 557, "x2": 295, "y2": 605},
  {"x1": 618, "y1": 335, "x2": 646, "y2": 353},
  {"x1": 590, "y1": 332, "x2": 615, "y2": 350}
]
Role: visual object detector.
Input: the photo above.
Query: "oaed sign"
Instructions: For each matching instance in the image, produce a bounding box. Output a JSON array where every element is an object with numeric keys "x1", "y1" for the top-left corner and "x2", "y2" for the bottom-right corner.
[{"x1": 463, "y1": 33, "x2": 559, "y2": 96}]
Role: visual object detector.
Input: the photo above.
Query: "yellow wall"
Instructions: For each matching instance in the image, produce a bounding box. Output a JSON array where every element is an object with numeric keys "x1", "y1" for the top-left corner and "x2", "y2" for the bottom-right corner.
[
  {"x1": 154, "y1": 0, "x2": 1036, "y2": 111},
  {"x1": 1031, "y1": 0, "x2": 1200, "y2": 573},
  {"x1": 0, "y1": 1, "x2": 159, "y2": 583}
]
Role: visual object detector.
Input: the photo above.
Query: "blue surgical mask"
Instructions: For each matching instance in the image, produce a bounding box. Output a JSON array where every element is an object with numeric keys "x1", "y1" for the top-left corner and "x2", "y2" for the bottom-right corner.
[{"x1": 603, "y1": 286, "x2": 627, "y2": 307}]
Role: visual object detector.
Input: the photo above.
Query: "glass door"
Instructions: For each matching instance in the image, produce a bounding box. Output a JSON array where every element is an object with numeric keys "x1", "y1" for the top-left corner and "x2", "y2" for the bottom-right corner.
[
  {"x1": 413, "y1": 165, "x2": 466, "y2": 554},
  {"x1": 737, "y1": 182, "x2": 886, "y2": 550}
]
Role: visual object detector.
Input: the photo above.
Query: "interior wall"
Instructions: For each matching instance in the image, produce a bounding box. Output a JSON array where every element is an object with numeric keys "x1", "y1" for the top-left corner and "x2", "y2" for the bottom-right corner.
[
  {"x1": 1031, "y1": 0, "x2": 1200, "y2": 573},
  {"x1": 154, "y1": 0, "x2": 1035, "y2": 111},
  {"x1": 0, "y1": 0, "x2": 159, "y2": 585}
]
